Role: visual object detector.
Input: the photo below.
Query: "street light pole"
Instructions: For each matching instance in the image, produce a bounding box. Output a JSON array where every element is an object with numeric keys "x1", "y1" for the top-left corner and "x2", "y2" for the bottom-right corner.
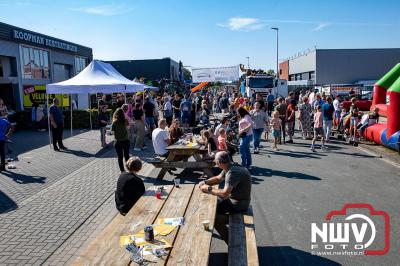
[
  {"x1": 246, "y1": 56, "x2": 250, "y2": 69},
  {"x1": 271, "y1": 27, "x2": 279, "y2": 79}
]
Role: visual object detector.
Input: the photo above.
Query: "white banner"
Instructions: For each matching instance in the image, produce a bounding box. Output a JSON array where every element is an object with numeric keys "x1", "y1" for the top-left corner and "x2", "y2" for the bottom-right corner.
[{"x1": 192, "y1": 65, "x2": 240, "y2": 83}]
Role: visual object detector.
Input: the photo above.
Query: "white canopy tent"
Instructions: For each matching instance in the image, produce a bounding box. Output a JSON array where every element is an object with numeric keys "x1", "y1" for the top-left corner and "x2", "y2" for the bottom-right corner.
[{"x1": 45, "y1": 59, "x2": 144, "y2": 147}]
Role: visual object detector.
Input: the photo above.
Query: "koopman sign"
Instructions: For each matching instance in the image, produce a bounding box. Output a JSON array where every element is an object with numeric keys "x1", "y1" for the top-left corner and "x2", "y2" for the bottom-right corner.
[{"x1": 13, "y1": 29, "x2": 78, "y2": 52}]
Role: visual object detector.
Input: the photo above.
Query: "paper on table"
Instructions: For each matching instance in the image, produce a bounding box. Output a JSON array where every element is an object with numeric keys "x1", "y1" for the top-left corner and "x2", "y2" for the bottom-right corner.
[
  {"x1": 119, "y1": 235, "x2": 135, "y2": 247},
  {"x1": 157, "y1": 217, "x2": 185, "y2": 226}
]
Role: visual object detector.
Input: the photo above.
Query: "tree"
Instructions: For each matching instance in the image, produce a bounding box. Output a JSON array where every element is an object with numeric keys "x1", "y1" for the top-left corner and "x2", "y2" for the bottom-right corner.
[
  {"x1": 183, "y1": 68, "x2": 192, "y2": 81},
  {"x1": 266, "y1": 69, "x2": 276, "y2": 76}
]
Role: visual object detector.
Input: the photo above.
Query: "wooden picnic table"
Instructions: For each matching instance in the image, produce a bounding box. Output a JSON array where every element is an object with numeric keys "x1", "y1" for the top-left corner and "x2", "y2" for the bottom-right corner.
[
  {"x1": 73, "y1": 184, "x2": 217, "y2": 266},
  {"x1": 153, "y1": 142, "x2": 214, "y2": 180}
]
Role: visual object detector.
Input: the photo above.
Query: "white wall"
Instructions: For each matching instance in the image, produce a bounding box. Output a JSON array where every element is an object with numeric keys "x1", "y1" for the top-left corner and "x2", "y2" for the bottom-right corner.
[{"x1": 288, "y1": 50, "x2": 316, "y2": 75}]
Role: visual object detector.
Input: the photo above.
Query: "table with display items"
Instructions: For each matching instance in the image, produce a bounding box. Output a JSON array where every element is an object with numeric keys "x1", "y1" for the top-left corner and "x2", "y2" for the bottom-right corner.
[{"x1": 73, "y1": 184, "x2": 217, "y2": 265}]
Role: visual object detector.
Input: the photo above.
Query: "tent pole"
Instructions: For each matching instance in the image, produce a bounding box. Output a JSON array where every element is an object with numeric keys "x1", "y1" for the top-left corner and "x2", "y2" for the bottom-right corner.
[
  {"x1": 47, "y1": 94, "x2": 51, "y2": 149},
  {"x1": 70, "y1": 95, "x2": 73, "y2": 137},
  {"x1": 89, "y1": 94, "x2": 92, "y2": 130}
]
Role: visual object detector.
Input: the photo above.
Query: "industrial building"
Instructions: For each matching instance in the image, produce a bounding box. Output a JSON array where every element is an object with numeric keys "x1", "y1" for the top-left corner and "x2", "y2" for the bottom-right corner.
[
  {"x1": 279, "y1": 48, "x2": 400, "y2": 90},
  {"x1": 107, "y1": 58, "x2": 181, "y2": 82},
  {"x1": 0, "y1": 22, "x2": 93, "y2": 110}
]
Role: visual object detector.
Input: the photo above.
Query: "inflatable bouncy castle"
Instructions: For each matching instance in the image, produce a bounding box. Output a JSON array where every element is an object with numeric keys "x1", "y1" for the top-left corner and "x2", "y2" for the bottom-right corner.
[{"x1": 365, "y1": 63, "x2": 400, "y2": 151}]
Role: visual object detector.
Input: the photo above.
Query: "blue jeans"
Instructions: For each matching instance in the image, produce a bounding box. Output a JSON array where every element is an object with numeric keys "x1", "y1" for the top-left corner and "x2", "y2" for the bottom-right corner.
[
  {"x1": 323, "y1": 120, "x2": 333, "y2": 140},
  {"x1": 253, "y1": 128, "x2": 263, "y2": 149},
  {"x1": 240, "y1": 134, "x2": 252, "y2": 168},
  {"x1": 145, "y1": 117, "x2": 156, "y2": 129}
]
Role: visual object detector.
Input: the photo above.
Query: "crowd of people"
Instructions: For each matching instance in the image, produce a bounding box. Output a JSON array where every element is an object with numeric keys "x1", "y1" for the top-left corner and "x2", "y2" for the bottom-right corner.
[{"x1": 99, "y1": 87, "x2": 380, "y2": 174}]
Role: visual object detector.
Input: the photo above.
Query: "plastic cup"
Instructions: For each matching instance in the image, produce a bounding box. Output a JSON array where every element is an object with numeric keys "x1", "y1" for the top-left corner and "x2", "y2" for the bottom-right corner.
[
  {"x1": 202, "y1": 220, "x2": 210, "y2": 231},
  {"x1": 174, "y1": 179, "x2": 180, "y2": 188},
  {"x1": 156, "y1": 189, "x2": 161, "y2": 199}
]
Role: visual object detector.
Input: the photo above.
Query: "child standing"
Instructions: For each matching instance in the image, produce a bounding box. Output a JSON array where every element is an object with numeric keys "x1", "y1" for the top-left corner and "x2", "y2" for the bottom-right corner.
[
  {"x1": 264, "y1": 115, "x2": 270, "y2": 141},
  {"x1": 270, "y1": 111, "x2": 281, "y2": 151},
  {"x1": 217, "y1": 128, "x2": 228, "y2": 151},
  {"x1": 311, "y1": 105, "x2": 326, "y2": 151}
]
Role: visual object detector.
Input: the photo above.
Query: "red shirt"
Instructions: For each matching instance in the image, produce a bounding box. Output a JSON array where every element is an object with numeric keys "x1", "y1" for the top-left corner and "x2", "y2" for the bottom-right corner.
[{"x1": 286, "y1": 104, "x2": 295, "y2": 121}]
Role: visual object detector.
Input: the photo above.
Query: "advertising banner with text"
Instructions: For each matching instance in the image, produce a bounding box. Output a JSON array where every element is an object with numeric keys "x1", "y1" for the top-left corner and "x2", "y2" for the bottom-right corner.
[
  {"x1": 192, "y1": 66, "x2": 240, "y2": 83},
  {"x1": 23, "y1": 85, "x2": 69, "y2": 108}
]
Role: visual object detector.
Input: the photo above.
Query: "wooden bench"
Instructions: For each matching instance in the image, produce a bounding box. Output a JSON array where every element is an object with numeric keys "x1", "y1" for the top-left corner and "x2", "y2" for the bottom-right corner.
[{"x1": 228, "y1": 205, "x2": 259, "y2": 266}]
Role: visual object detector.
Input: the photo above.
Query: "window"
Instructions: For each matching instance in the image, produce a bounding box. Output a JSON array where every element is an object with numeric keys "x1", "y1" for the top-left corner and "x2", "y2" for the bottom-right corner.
[
  {"x1": 53, "y1": 63, "x2": 71, "y2": 82},
  {"x1": 20, "y1": 45, "x2": 49, "y2": 79},
  {"x1": 75, "y1": 57, "x2": 87, "y2": 74}
]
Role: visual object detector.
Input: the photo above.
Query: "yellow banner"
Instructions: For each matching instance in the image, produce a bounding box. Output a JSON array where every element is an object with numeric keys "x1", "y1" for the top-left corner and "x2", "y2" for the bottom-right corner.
[{"x1": 23, "y1": 85, "x2": 69, "y2": 108}]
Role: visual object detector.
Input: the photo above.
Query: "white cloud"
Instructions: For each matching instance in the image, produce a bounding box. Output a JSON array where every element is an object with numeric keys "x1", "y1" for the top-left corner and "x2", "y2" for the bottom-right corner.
[
  {"x1": 70, "y1": 3, "x2": 134, "y2": 16},
  {"x1": 16, "y1": 1, "x2": 31, "y2": 7},
  {"x1": 218, "y1": 17, "x2": 265, "y2": 31},
  {"x1": 312, "y1": 23, "x2": 329, "y2": 31}
]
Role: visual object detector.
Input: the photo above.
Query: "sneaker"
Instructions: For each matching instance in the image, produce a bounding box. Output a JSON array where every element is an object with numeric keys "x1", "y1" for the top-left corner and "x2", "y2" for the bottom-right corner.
[
  {"x1": 286, "y1": 139, "x2": 293, "y2": 144},
  {"x1": 59, "y1": 146, "x2": 68, "y2": 150},
  {"x1": 254, "y1": 148, "x2": 259, "y2": 154},
  {"x1": 310, "y1": 146, "x2": 315, "y2": 152},
  {"x1": 321, "y1": 145, "x2": 327, "y2": 151}
]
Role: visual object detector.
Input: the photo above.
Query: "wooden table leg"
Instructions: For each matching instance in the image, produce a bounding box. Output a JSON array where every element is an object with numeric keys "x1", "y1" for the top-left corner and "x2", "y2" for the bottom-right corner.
[
  {"x1": 157, "y1": 152, "x2": 176, "y2": 180},
  {"x1": 193, "y1": 154, "x2": 214, "y2": 177}
]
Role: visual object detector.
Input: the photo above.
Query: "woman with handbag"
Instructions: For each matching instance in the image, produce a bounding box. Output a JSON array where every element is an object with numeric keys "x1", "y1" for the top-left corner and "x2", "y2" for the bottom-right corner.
[{"x1": 238, "y1": 107, "x2": 253, "y2": 170}]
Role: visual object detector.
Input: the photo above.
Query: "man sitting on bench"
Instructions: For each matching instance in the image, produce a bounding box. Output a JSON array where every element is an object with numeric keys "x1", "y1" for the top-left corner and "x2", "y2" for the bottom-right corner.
[
  {"x1": 198, "y1": 151, "x2": 252, "y2": 244},
  {"x1": 152, "y1": 118, "x2": 171, "y2": 157}
]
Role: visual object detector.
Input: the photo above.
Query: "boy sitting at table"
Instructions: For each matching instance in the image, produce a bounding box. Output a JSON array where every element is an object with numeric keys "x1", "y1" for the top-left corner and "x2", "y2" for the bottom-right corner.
[{"x1": 115, "y1": 157, "x2": 145, "y2": 216}]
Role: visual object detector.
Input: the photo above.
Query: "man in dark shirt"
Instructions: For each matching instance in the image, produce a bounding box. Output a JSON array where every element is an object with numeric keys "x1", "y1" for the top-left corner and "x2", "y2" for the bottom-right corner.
[
  {"x1": 115, "y1": 157, "x2": 145, "y2": 215},
  {"x1": 219, "y1": 93, "x2": 229, "y2": 113},
  {"x1": 143, "y1": 97, "x2": 156, "y2": 134},
  {"x1": 49, "y1": 98, "x2": 66, "y2": 151},
  {"x1": 266, "y1": 92, "x2": 275, "y2": 116},
  {"x1": 98, "y1": 105, "x2": 109, "y2": 147},
  {"x1": 322, "y1": 97, "x2": 335, "y2": 142},
  {"x1": 199, "y1": 151, "x2": 252, "y2": 244},
  {"x1": 172, "y1": 94, "x2": 182, "y2": 120}
]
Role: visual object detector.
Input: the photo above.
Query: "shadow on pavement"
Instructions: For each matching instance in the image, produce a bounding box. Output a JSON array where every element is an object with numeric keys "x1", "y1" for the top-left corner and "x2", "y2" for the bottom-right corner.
[
  {"x1": 1, "y1": 170, "x2": 46, "y2": 184},
  {"x1": 328, "y1": 151, "x2": 377, "y2": 158},
  {"x1": 291, "y1": 142, "x2": 344, "y2": 151},
  {"x1": 8, "y1": 129, "x2": 89, "y2": 155},
  {"x1": 260, "y1": 150, "x2": 327, "y2": 159},
  {"x1": 0, "y1": 190, "x2": 18, "y2": 214},
  {"x1": 251, "y1": 166, "x2": 321, "y2": 181},
  {"x1": 262, "y1": 246, "x2": 341, "y2": 266},
  {"x1": 60, "y1": 147, "x2": 110, "y2": 158}
]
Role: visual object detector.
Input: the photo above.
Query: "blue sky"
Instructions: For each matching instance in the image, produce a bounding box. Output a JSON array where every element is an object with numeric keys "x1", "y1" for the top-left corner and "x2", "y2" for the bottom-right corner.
[{"x1": 1, "y1": 0, "x2": 399, "y2": 70}]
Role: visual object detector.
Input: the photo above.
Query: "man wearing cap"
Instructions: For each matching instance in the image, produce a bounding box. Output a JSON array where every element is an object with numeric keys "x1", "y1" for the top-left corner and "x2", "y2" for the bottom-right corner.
[{"x1": 198, "y1": 151, "x2": 252, "y2": 244}]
